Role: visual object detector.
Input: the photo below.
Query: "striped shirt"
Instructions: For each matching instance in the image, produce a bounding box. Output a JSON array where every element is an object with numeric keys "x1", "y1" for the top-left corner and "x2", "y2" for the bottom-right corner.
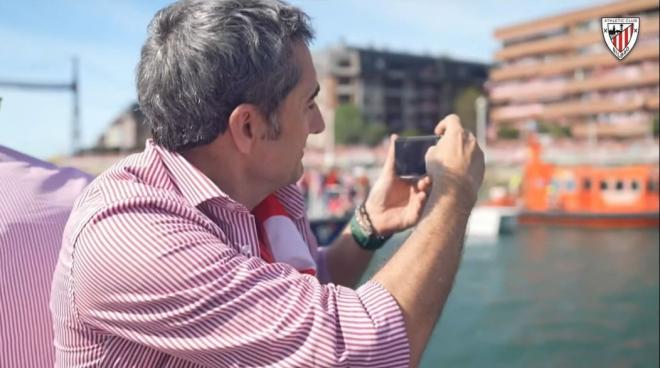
[
  {"x1": 1, "y1": 145, "x2": 92, "y2": 368},
  {"x1": 51, "y1": 140, "x2": 410, "y2": 367}
]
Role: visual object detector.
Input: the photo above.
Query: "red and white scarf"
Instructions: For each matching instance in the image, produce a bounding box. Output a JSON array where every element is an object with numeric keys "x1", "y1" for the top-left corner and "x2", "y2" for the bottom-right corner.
[{"x1": 252, "y1": 194, "x2": 317, "y2": 276}]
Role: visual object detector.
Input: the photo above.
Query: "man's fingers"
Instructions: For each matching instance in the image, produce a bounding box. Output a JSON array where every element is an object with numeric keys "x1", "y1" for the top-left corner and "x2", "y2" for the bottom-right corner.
[
  {"x1": 433, "y1": 114, "x2": 462, "y2": 136},
  {"x1": 381, "y1": 134, "x2": 398, "y2": 177},
  {"x1": 414, "y1": 176, "x2": 432, "y2": 193},
  {"x1": 408, "y1": 189, "x2": 427, "y2": 219}
]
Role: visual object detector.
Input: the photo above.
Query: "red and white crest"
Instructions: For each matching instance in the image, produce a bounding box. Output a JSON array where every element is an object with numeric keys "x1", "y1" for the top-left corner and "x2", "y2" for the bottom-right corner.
[{"x1": 602, "y1": 17, "x2": 640, "y2": 60}]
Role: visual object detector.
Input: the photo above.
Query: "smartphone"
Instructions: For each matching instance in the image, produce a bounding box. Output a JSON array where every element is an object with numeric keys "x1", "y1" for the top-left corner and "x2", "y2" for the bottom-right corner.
[{"x1": 394, "y1": 135, "x2": 440, "y2": 179}]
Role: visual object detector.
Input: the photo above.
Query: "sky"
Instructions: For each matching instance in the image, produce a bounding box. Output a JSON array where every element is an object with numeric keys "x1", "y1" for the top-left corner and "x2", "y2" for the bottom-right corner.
[{"x1": 0, "y1": 0, "x2": 607, "y2": 159}]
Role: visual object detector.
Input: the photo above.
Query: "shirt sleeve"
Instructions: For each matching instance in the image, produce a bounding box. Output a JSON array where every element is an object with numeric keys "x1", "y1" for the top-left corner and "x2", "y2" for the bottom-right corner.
[{"x1": 71, "y1": 201, "x2": 410, "y2": 367}]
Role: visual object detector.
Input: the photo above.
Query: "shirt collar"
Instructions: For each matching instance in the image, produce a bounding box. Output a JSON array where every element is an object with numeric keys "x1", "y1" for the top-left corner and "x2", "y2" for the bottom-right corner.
[
  {"x1": 274, "y1": 184, "x2": 306, "y2": 219},
  {"x1": 149, "y1": 140, "x2": 306, "y2": 217},
  {"x1": 150, "y1": 140, "x2": 234, "y2": 208}
]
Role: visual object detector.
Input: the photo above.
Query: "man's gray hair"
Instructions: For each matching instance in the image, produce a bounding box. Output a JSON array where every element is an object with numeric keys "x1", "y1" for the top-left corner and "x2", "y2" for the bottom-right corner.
[{"x1": 137, "y1": 0, "x2": 314, "y2": 151}]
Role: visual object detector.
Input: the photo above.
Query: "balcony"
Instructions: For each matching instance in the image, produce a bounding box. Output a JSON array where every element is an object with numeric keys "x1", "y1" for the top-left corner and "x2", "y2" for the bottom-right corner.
[
  {"x1": 490, "y1": 69, "x2": 660, "y2": 103},
  {"x1": 490, "y1": 44, "x2": 659, "y2": 82},
  {"x1": 490, "y1": 94, "x2": 658, "y2": 123},
  {"x1": 571, "y1": 121, "x2": 653, "y2": 138},
  {"x1": 495, "y1": 16, "x2": 659, "y2": 61},
  {"x1": 494, "y1": 0, "x2": 657, "y2": 42}
]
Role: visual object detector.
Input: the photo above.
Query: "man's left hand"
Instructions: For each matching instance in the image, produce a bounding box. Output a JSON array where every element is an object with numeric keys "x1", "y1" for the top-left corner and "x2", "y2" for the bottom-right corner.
[{"x1": 364, "y1": 134, "x2": 432, "y2": 236}]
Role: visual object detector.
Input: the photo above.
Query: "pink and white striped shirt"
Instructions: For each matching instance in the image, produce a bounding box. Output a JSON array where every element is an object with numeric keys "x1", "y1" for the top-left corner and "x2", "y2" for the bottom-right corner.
[
  {"x1": 51, "y1": 141, "x2": 410, "y2": 367},
  {"x1": 1, "y1": 145, "x2": 92, "y2": 368}
]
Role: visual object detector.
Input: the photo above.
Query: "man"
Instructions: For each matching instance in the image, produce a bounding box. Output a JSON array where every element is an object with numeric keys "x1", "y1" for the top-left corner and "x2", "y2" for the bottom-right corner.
[
  {"x1": 0, "y1": 145, "x2": 91, "y2": 367},
  {"x1": 51, "y1": 0, "x2": 484, "y2": 366}
]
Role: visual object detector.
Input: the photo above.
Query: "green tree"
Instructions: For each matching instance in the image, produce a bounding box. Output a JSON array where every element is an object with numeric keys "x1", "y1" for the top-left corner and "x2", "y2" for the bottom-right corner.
[
  {"x1": 400, "y1": 128, "x2": 421, "y2": 137},
  {"x1": 454, "y1": 86, "x2": 481, "y2": 134},
  {"x1": 497, "y1": 124, "x2": 520, "y2": 140},
  {"x1": 537, "y1": 120, "x2": 571, "y2": 138},
  {"x1": 364, "y1": 123, "x2": 388, "y2": 146},
  {"x1": 653, "y1": 114, "x2": 659, "y2": 138},
  {"x1": 537, "y1": 120, "x2": 551, "y2": 134},
  {"x1": 334, "y1": 104, "x2": 365, "y2": 145},
  {"x1": 334, "y1": 104, "x2": 389, "y2": 146}
]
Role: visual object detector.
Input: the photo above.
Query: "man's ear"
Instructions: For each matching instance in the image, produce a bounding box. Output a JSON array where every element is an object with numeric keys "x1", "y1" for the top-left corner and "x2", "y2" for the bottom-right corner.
[{"x1": 227, "y1": 104, "x2": 261, "y2": 154}]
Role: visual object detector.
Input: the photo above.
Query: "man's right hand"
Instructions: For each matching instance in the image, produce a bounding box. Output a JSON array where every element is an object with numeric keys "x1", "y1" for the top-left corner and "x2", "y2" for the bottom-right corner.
[{"x1": 425, "y1": 114, "x2": 485, "y2": 212}]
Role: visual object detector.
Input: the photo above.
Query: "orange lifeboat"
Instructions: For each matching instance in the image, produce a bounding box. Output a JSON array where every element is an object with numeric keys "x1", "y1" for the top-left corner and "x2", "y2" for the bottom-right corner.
[{"x1": 518, "y1": 138, "x2": 659, "y2": 228}]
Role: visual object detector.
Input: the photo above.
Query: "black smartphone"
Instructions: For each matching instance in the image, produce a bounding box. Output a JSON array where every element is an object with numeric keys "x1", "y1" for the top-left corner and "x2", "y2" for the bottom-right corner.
[{"x1": 394, "y1": 135, "x2": 440, "y2": 179}]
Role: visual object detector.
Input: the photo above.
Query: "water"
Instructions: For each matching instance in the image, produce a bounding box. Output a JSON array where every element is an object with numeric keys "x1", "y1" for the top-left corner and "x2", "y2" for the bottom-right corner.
[{"x1": 360, "y1": 226, "x2": 659, "y2": 368}]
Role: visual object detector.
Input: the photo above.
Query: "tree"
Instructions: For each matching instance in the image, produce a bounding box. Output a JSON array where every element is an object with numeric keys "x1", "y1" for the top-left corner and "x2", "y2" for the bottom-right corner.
[
  {"x1": 497, "y1": 124, "x2": 520, "y2": 140},
  {"x1": 334, "y1": 104, "x2": 389, "y2": 146},
  {"x1": 400, "y1": 128, "x2": 421, "y2": 137},
  {"x1": 364, "y1": 123, "x2": 388, "y2": 146},
  {"x1": 653, "y1": 114, "x2": 659, "y2": 138},
  {"x1": 334, "y1": 104, "x2": 365, "y2": 145},
  {"x1": 537, "y1": 120, "x2": 571, "y2": 138},
  {"x1": 453, "y1": 86, "x2": 481, "y2": 135}
]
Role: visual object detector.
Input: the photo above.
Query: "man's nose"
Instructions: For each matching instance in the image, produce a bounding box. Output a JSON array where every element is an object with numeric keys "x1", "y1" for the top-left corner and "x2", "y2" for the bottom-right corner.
[{"x1": 309, "y1": 110, "x2": 325, "y2": 134}]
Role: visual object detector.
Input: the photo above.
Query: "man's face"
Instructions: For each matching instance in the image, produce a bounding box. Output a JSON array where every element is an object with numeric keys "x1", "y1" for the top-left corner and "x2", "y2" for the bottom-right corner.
[{"x1": 251, "y1": 42, "x2": 325, "y2": 188}]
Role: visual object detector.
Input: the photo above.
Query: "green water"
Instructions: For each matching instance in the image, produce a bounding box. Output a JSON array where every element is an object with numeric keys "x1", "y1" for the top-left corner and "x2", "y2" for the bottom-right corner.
[{"x1": 361, "y1": 226, "x2": 659, "y2": 368}]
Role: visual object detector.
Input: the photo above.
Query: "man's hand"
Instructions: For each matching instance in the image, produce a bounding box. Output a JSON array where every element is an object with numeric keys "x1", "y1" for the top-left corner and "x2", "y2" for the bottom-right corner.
[
  {"x1": 365, "y1": 134, "x2": 432, "y2": 236},
  {"x1": 425, "y1": 114, "x2": 484, "y2": 211}
]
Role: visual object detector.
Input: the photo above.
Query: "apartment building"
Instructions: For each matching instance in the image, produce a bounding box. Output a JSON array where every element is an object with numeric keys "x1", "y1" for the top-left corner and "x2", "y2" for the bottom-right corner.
[
  {"x1": 310, "y1": 45, "x2": 488, "y2": 149},
  {"x1": 488, "y1": 0, "x2": 660, "y2": 140},
  {"x1": 92, "y1": 103, "x2": 149, "y2": 153}
]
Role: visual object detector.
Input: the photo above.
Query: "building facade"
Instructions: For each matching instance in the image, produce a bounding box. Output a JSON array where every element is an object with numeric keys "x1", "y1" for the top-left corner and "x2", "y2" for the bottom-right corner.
[
  {"x1": 310, "y1": 45, "x2": 488, "y2": 149},
  {"x1": 488, "y1": 0, "x2": 660, "y2": 140},
  {"x1": 93, "y1": 103, "x2": 150, "y2": 153}
]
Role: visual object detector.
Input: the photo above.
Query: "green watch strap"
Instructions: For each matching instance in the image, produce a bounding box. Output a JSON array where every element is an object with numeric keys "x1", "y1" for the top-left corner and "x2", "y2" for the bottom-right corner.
[{"x1": 349, "y1": 206, "x2": 392, "y2": 251}]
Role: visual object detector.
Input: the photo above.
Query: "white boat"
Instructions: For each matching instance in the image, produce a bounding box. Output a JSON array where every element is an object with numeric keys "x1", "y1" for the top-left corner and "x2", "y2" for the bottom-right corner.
[{"x1": 466, "y1": 205, "x2": 519, "y2": 239}]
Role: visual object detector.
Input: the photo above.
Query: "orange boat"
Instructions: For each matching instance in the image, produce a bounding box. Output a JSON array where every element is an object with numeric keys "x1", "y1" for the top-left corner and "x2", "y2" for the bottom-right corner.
[{"x1": 518, "y1": 139, "x2": 659, "y2": 228}]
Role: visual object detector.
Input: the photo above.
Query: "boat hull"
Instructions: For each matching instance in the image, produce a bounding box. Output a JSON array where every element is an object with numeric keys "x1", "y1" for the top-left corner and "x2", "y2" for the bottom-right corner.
[{"x1": 519, "y1": 211, "x2": 659, "y2": 228}]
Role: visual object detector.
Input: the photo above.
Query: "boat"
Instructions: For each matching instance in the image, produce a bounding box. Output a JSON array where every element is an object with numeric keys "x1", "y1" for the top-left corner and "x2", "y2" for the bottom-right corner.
[
  {"x1": 466, "y1": 186, "x2": 519, "y2": 238},
  {"x1": 309, "y1": 216, "x2": 350, "y2": 246},
  {"x1": 518, "y1": 138, "x2": 659, "y2": 228}
]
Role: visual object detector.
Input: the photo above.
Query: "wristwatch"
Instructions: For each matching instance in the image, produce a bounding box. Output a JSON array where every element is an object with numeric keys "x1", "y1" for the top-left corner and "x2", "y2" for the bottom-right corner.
[{"x1": 349, "y1": 203, "x2": 392, "y2": 251}]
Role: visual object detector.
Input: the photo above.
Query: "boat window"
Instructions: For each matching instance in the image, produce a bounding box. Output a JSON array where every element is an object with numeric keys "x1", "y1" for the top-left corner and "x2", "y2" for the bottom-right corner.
[
  {"x1": 565, "y1": 180, "x2": 576, "y2": 191},
  {"x1": 631, "y1": 180, "x2": 639, "y2": 191},
  {"x1": 615, "y1": 180, "x2": 624, "y2": 191},
  {"x1": 600, "y1": 180, "x2": 608, "y2": 191},
  {"x1": 550, "y1": 179, "x2": 559, "y2": 191},
  {"x1": 583, "y1": 178, "x2": 591, "y2": 190},
  {"x1": 649, "y1": 179, "x2": 658, "y2": 192}
]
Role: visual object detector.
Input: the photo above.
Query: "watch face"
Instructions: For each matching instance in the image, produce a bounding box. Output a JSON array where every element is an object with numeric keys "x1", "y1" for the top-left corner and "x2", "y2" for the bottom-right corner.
[
  {"x1": 356, "y1": 206, "x2": 374, "y2": 235},
  {"x1": 357, "y1": 216, "x2": 372, "y2": 235},
  {"x1": 350, "y1": 210, "x2": 391, "y2": 251}
]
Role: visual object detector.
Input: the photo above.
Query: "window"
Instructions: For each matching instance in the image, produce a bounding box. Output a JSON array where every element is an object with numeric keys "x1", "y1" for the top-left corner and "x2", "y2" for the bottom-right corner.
[
  {"x1": 583, "y1": 178, "x2": 592, "y2": 191},
  {"x1": 615, "y1": 180, "x2": 624, "y2": 191},
  {"x1": 338, "y1": 94, "x2": 352, "y2": 104},
  {"x1": 631, "y1": 180, "x2": 639, "y2": 191},
  {"x1": 600, "y1": 180, "x2": 608, "y2": 191},
  {"x1": 337, "y1": 77, "x2": 351, "y2": 85},
  {"x1": 551, "y1": 179, "x2": 560, "y2": 191},
  {"x1": 648, "y1": 179, "x2": 658, "y2": 192},
  {"x1": 565, "y1": 180, "x2": 576, "y2": 191}
]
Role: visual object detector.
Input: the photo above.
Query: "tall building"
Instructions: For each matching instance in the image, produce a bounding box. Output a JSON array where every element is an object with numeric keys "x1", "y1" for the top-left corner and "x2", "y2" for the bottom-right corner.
[
  {"x1": 93, "y1": 103, "x2": 149, "y2": 153},
  {"x1": 488, "y1": 0, "x2": 659, "y2": 140},
  {"x1": 54, "y1": 104, "x2": 151, "y2": 175},
  {"x1": 310, "y1": 45, "x2": 488, "y2": 149}
]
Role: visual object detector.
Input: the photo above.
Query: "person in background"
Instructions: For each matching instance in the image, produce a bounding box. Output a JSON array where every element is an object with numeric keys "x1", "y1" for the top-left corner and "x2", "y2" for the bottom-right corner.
[
  {"x1": 50, "y1": 0, "x2": 484, "y2": 366},
  {"x1": 0, "y1": 145, "x2": 92, "y2": 368}
]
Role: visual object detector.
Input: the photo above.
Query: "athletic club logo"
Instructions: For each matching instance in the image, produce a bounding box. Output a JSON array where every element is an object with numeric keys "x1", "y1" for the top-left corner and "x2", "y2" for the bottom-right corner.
[{"x1": 602, "y1": 17, "x2": 640, "y2": 60}]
